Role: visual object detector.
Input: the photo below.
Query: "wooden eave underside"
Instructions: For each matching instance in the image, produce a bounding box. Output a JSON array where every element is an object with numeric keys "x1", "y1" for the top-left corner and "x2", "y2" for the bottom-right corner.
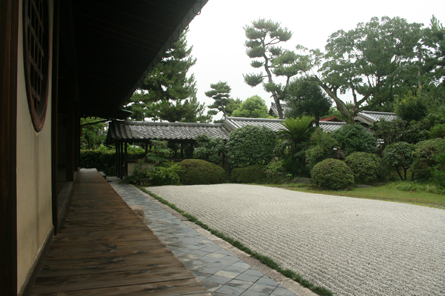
[{"x1": 71, "y1": 0, "x2": 207, "y2": 119}]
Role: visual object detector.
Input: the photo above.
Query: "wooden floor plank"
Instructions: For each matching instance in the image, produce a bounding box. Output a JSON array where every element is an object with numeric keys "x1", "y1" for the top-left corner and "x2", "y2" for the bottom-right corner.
[
  {"x1": 31, "y1": 169, "x2": 210, "y2": 296},
  {"x1": 33, "y1": 278, "x2": 210, "y2": 296}
]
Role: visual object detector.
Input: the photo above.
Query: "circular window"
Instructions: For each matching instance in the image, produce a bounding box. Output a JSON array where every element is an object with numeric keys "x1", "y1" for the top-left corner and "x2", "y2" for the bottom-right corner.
[{"x1": 23, "y1": 0, "x2": 50, "y2": 132}]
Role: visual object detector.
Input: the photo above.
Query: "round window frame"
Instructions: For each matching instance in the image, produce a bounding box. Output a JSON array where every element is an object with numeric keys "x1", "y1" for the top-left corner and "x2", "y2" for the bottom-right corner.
[{"x1": 23, "y1": 0, "x2": 50, "y2": 132}]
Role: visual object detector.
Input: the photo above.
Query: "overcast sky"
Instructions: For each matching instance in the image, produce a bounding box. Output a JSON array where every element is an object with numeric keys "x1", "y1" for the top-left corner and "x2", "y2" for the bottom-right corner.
[{"x1": 186, "y1": 0, "x2": 445, "y2": 119}]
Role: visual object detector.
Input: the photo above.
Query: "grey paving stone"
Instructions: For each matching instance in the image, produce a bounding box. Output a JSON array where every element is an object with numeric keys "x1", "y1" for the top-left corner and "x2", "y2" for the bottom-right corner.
[
  {"x1": 109, "y1": 180, "x2": 298, "y2": 296},
  {"x1": 247, "y1": 283, "x2": 276, "y2": 294},
  {"x1": 214, "y1": 285, "x2": 246, "y2": 296},
  {"x1": 235, "y1": 273, "x2": 261, "y2": 283},
  {"x1": 214, "y1": 270, "x2": 241, "y2": 279},
  {"x1": 205, "y1": 275, "x2": 233, "y2": 285},
  {"x1": 271, "y1": 286, "x2": 300, "y2": 296},
  {"x1": 257, "y1": 276, "x2": 279, "y2": 287},
  {"x1": 227, "y1": 279, "x2": 253, "y2": 290}
]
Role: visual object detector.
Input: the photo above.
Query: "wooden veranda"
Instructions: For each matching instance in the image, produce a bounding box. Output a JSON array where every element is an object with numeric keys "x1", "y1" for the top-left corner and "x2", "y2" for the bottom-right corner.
[{"x1": 31, "y1": 169, "x2": 210, "y2": 295}]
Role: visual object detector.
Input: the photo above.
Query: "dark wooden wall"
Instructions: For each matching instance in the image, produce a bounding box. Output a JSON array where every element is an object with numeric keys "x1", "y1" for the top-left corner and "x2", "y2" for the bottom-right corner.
[{"x1": 0, "y1": 0, "x2": 19, "y2": 295}]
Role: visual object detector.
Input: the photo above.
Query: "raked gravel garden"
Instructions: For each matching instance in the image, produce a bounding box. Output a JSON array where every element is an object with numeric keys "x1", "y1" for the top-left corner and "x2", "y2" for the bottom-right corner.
[{"x1": 148, "y1": 183, "x2": 445, "y2": 296}]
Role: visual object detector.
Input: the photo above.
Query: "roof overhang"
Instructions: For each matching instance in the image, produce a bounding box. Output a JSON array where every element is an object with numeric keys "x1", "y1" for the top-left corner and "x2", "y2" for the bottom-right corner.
[{"x1": 70, "y1": 0, "x2": 208, "y2": 119}]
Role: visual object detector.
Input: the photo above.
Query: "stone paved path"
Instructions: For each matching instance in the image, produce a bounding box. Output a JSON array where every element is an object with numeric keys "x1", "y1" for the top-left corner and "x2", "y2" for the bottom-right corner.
[
  {"x1": 110, "y1": 179, "x2": 314, "y2": 296},
  {"x1": 148, "y1": 184, "x2": 445, "y2": 296}
]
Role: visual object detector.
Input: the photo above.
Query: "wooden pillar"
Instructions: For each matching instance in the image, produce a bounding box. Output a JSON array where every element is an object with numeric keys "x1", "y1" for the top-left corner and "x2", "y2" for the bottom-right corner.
[
  {"x1": 0, "y1": 0, "x2": 18, "y2": 294},
  {"x1": 65, "y1": 94, "x2": 74, "y2": 181},
  {"x1": 115, "y1": 141, "x2": 119, "y2": 177},
  {"x1": 51, "y1": 0, "x2": 60, "y2": 234},
  {"x1": 73, "y1": 103, "x2": 80, "y2": 172},
  {"x1": 124, "y1": 142, "x2": 128, "y2": 177},
  {"x1": 180, "y1": 142, "x2": 184, "y2": 158}
]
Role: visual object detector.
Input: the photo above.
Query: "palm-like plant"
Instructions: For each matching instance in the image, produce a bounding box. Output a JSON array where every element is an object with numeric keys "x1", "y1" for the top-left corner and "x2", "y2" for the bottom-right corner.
[
  {"x1": 277, "y1": 116, "x2": 315, "y2": 176},
  {"x1": 277, "y1": 116, "x2": 315, "y2": 148}
]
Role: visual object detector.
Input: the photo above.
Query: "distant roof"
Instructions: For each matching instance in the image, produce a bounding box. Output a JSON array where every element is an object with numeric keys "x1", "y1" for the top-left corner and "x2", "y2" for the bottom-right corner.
[
  {"x1": 107, "y1": 120, "x2": 230, "y2": 143},
  {"x1": 355, "y1": 111, "x2": 398, "y2": 124},
  {"x1": 223, "y1": 117, "x2": 345, "y2": 133},
  {"x1": 269, "y1": 102, "x2": 398, "y2": 124},
  {"x1": 320, "y1": 116, "x2": 342, "y2": 122}
]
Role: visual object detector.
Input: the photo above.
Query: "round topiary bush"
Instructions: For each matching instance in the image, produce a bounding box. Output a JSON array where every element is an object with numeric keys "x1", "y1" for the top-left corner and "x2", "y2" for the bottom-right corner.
[
  {"x1": 227, "y1": 125, "x2": 276, "y2": 168},
  {"x1": 311, "y1": 158, "x2": 354, "y2": 190},
  {"x1": 345, "y1": 152, "x2": 382, "y2": 184},
  {"x1": 231, "y1": 165, "x2": 267, "y2": 183},
  {"x1": 382, "y1": 141, "x2": 414, "y2": 180},
  {"x1": 332, "y1": 124, "x2": 377, "y2": 156},
  {"x1": 177, "y1": 159, "x2": 226, "y2": 185}
]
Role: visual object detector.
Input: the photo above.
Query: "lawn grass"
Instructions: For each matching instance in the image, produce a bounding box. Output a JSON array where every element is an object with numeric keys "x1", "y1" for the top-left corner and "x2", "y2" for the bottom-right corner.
[{"x1": 270, "y1": 182, "x2": 445, "y2": 209}]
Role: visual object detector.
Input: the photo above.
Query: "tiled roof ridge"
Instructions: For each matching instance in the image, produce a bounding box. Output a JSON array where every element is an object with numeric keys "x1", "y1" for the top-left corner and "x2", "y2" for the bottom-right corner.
[
  {"x1": 360, "y1": 110, "x2": 396, "y2": 115},
  {"x1": 226, "y1": 116, "x2": 284, "y2": 122},
  {"x1": 117, "y1": 120, "x2": 225, "y2": 127}
]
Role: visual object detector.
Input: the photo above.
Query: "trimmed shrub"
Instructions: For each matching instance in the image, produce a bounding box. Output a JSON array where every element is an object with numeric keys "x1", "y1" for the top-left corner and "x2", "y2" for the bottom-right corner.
[
  {"x1": 306, "y1": 129, "x2": 339, "y2": 171},
  {"x1": 382, "y1": 141, "x2": 414, "y2": 181},
  {"x1": 345, "y1": 152, "x2": 382, "y2": 184},
  {"x1": 194, "y1": 134, "x2": 226, "y2": 165},
  {"x1": 231, "y1": 165, "x2": 267, "y2": 183},
  {"x1": 412, "y1": 138, "x2": 445, "y2": 181},
  {"x1": 311, "y1": 159, "x2": 354, "y2": 190},
  {"x1": 149, "y1": 161, "x2": 182, "y2": 186},
  {"x1": 178, "y1": 159, "x2": 226, "y2": 185},
  {"x1": 227, "y1": 125, "x2": 276, "y2": 168},
  {"x1": 332, "y1": 124, "x2": 377, "y2": 156},
  {"x1": 429, "y1": 123, "x2": 445, "y2": 139},
  {"x1": 80, "y1": 150, "x2": 146, "y2": 175}
]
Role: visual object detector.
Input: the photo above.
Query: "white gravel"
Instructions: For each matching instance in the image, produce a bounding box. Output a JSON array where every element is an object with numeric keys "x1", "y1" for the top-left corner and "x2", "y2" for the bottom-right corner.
[{"x1": 148, "y1": 184, "x2": 445, "y2": 296}]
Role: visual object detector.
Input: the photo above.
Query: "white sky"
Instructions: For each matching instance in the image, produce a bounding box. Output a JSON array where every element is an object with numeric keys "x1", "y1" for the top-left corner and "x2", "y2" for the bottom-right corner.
[{"x1": 186, "y1": 0, "x2": 445, "y2": 119}]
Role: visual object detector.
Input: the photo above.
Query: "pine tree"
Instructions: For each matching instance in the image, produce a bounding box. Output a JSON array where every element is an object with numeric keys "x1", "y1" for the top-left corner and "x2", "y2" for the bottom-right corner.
[
  {"x1": 243, "y1": 19, "x2": 311, "y2": 119},
  {"x1": 205, "y1": 81, "x2": 231, "y2": 118},
  {"x1": 125, "y1": 31, "x2": 210, "y2": 122}
]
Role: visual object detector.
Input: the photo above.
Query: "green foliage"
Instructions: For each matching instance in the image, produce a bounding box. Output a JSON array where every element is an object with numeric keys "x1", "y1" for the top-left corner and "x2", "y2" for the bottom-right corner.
[
  {"x1": 227, "y1": 125, "x2": 276, "y2": 168},
  {"x1": 372, "y1": 119, "x2": 408, "y2": 147},
  {"x1": 277, "y1": 116, "x2": 315, "y2": 147},
  {"x1": 149, "y1": 161, "x2": 182, "y2": 186},
  {"x1": 145, "y1": 140, "x2": 172, "y2": 165},
  {"x1": 232, "y1": 95, "x2": 268, "y2": 118},
  {"x1": 243, "y1": 19, "x2": 311, "y2": 119},
  {"x1": 345, "y1": 152, "x2": 382, "y2": 184},
  {"x1": 385, "y1": 181, "x2": 445, "y2": 195},
  {"x1": 277, "y1": 116, "x2": 315, "y2": 176},
  {"x1": 411, "y1": 138, "x2": 445, "y2": 181},
  {"x1": 382, "y1": 142, "x2": 415, "y2": 180},
  {"x1": 80, "y1": 117, "x2": 107, "y2": 150},
  {"x1": 429, "y1": 123, "x2": 445, "y2": 138},
  {"x1": 305, "y1": 129, "x2": 339, "y2": 171},
  {"x1": 206, "y1": 81, "x2": 231, "y2": 118},
  {"x1": 312, "y1": 16, "x2": 424, "y2": 123},
  {"x1": 225, "y1": 98, "x2": 242, "y2": 117},
  {"x1": 177, "y1": 159, "x2": 226, "y2": 185},
  {"x1": 194, "y1": 134, "x2": 226, "y2": 164},
  {"x1": 285, "y1": 77, "x2": 332, "y2": 125},
  {"x1": 431, "y1": 147, "x2": 445, "y2": 188},
  {"x1": 264, "y1": 159, "x2": 285, "y2": 181},
  {"x1": 80, "y1": 150, "x2": 116, "y2": 176},
  {"x1": 80, "y1": 150, "x2": 147, "y2": 176},
  {"x1": 332, "y1": 124, "x2": 377, "y2": 156},
  {"x1": 125, "y1": 31, "x2": 211, "y2": 123},
  {"x1": 311, "y1": 159, "x2": 354, "y2": 190},
  {"x1": 395, "y1": 92, "x2": 428, "y2": 122},
  {"x1": 231, "y1": 165, "x2": 267, "y2": 183}
]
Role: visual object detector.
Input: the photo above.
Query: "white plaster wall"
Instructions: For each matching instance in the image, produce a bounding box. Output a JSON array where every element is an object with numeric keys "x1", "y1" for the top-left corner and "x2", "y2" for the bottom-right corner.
[{"x1": 16, "y1": 0, "x2": 54, "y2": 291}]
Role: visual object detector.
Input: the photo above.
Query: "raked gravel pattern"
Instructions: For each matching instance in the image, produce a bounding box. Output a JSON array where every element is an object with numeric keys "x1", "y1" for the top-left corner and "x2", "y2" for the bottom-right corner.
[{"x1": 148, "y1": 184, "x2": 445, "y2": 296}]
